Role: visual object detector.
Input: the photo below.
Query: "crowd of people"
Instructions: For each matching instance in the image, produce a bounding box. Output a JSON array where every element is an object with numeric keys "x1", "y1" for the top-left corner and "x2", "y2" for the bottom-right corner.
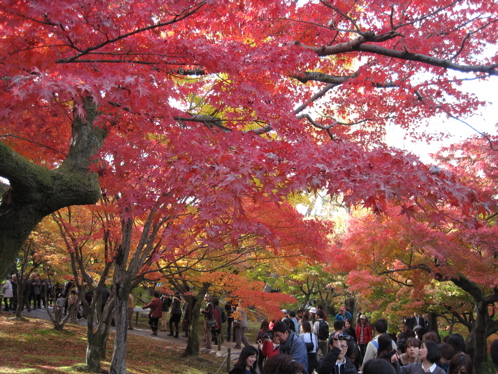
[
  {"x1": 3, "y1": 278, "x2": 498, "y2": 374},
  {"x1": 1, "y1": 273, "x2": 66, "y2": 313},
  {"x1": 226, "y1": 305, "x2": 498, "y2": 374},
  {"x1": 140, "y1": 291, "x2": 497, "y2": 374}
]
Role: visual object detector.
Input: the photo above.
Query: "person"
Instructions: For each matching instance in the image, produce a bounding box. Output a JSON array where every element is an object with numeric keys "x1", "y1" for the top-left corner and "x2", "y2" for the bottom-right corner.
[
  {"x1": 142, "y1": 291, "x2": 162, "y2": 336},
  {"x1": 377, "y1": 333, "x2": 400, "y2": 372},
  {"x1": 229, "y1": 345, "x2": 258, "y2": 374},
  {"x1": 300, "y1": 320, "x2": 318, "y2": 374},
  {"x1": 438, "y1": 342, "x2": 455, "y2": 372},
  {"x1": 127, "y1": 293, "x2": 135, "y2": 330},
  {"x1": 491, "y1": 338, "x2": 498, "y2": 374},
  {"x1": 446, "y1": 333, "x2": 466, "y2": 354},
  {"x1": 67, "y1": 289, "x2": 80, "y2": 322},
  {"x1": 343, "y1": 319, "x2": 356, "y2": 342},
  {"x1": 317, "y1": 331, "x2": 357, "y2": 374},
  {"x1": 10, "y1": 275, "x2": 18, "y2": 312},
  {"x1": 346, "y1": 340, "x2": 363, "y2": 371},
  {"x1": 317, "y1": 304, "x2": 328, "y2": 321},
  {"x1": 39, "y1": 278, "x2": 47, "y2": 309},
  {"x1": 22, "y1": 277, "x2": 32, "y2": 312},
  {"x1": 333, "y1": 320, "x2": 345, "y2": 335},
  {"x1": 159, "y1": 293, "x2": 171, "y2": 331},
  {"x1": 399, "y1": 337, "x2": 420, "y2": 366},
  {"x1": 212, "y1": 297, "x2": 224, "y2": 344},
  {"x1": 225, "y1": 300, "x2": 236, "y2": 342},
  {"x1": 31, "y1": 274, "x2": 42, "y2": 310},
  {"x1": 313, "y1": 310, "x2": 330, "y2": 357},
  {"x1": 201, "y1": 294, "x2": 214, "y2": 348},
  {"x1": 1, "y1": 275, "x2": 13, "y2": 311},
  {"x1": 447, "y1": 352, "x2": 475, "y2": 374},
  {"x1": 168, "y1": 291, "x2": 182, "y2": 338},
  {"x1": 362, "y1": 318, "x2": 397, "y2": 366},
  {"x1": 234, "y1": 299, "x2": 250, "y2": 349},
  {"x1": 54, "y1": 293, "x2": 65, "y2": 321},
  {"x1": 400, "y1": 340, "x2": 446, "y2": 374},
  {"x1": 422, "y1": 331, "x2": 441, "y2": 344},
  {"x1": 257, "y1": 319, "x2": 272, "y2": 372},
  {"x1": 397, "y1": 321, "x2": 415, "y2": 349},
  {"x1": 182, "y1": 294, "x2": 195, "y2": 338},
  {"x1": 356, "y1": 314, "x2": 373, "y2": 357},
  {"x1": 407, "y1": 313, "x2": 428, "y2": 331},
  {"x1": 289, "y1": 310, "x2": 299, "y2": 333},
  {"x1": 262, "y1": 354, "x2": 305, "y2": 374},
  {"x1": 261, "y1": 328, "x2": 279, "y2": 360},
  {"x1": 309, "y1": 307, "x2": 317, "y2": 324},
  {"x1": 299, "y1": 310, "x2": 311, "y2": 332},
  {"x1": 362, "y1": 358, "x2": 396, "y2": 374},
  {"x1": 335, "y1": 306, "x2": 352, "y2": 322},
  {"x1": 273, "y1": 320, "x2": 309, "y2": 373}
]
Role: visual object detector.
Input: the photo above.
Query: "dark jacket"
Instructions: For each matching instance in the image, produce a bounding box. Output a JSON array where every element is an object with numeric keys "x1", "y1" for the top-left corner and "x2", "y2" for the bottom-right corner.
[
  {"x1": 229, "y1": 367, "x2": 255, "y2": 374},
  {"x1": 317, "y1": 346, "x2": 358, "y2": 374}
]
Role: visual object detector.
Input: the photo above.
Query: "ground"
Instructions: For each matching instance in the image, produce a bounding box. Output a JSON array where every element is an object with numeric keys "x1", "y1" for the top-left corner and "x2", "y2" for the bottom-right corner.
[{"x1": 0, "y1": 311, "x2": 242, "y2": 374}]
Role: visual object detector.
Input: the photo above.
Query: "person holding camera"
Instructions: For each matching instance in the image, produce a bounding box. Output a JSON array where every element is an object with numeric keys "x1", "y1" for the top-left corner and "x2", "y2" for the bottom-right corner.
[{"x1": 317, "y1": 332, "x2": 358, "y2": 374}]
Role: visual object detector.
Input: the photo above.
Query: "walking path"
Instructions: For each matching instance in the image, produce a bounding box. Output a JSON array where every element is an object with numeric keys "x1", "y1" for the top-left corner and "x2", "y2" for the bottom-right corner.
[{"x1": 9, "y1": 307, "x2": 245, "y2": 362}]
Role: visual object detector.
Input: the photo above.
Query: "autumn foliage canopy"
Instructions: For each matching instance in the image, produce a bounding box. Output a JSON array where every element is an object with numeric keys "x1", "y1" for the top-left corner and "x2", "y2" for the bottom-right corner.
[{"x1": 0, "y1": 0, "x2": 497, "y2": 278}]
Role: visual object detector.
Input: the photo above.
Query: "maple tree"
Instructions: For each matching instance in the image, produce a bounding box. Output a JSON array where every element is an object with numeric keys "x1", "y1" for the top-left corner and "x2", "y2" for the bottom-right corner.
[
  {"x1": 337, "y1": 135, "x2": 498, "y2": 371},
  {"x1": 1, "y1": 0, "x2": 496, "y2": 282}
]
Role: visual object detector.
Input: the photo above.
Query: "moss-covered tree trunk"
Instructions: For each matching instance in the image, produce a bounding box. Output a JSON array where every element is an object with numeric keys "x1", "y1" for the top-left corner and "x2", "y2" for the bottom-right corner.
[{"x1": 0, "y1": 97, "x2": 106, "y2": 280}]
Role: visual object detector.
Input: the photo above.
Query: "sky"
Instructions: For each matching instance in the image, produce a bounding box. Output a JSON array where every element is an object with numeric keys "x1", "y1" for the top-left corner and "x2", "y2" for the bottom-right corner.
[{"x1": 385, "y1": 78, "x2": 498, "y2": 163}]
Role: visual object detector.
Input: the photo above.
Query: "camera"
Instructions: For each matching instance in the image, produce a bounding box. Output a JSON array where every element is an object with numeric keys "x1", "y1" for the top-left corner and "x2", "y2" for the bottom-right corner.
[
  {"x1": 263, "y1": 331, "x2": 274, "y2": 340},
  {"x1": 333, "y1": 333, "x2": 353, "y2": 341}
]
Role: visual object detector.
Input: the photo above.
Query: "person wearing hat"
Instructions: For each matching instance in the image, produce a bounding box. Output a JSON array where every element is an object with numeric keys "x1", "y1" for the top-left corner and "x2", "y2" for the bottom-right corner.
[
  {"x1": 355, "y1": 314, "x2": 373, "y2": 357},
  {"x1": 335, "y1": 306, "x2": 352, "y2": 322},
  {"x1": 309, "y1": 307, "x2": 317, "y2": 324}
]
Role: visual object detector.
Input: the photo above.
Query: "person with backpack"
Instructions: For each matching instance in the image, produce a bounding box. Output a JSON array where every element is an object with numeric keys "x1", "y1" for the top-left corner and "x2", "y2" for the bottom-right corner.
[
  {"x1": 362, "y1": 318, "x2": 397, "y2": 368},
  {"x1": 313, "y1": 310, "x2": 330, "y2": 357}
]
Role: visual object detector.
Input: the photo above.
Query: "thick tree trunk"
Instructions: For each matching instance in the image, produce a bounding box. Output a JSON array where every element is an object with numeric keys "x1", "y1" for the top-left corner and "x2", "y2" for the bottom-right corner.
[
  {"x1": 466, "y1": 301, "x2": 488, "y2": 373},
  {"x1": 427, "y1": 312, "x2": 438, "y2": 332},
  {"x1": 184, "y1": 288, "x2": 208, "y2": 357},
  {"x1": 85, "y1": 286, "x2": 114, "y2": 373},
  {"x1": 0, "y1": 97, "x2": 106, "y2": 280}
]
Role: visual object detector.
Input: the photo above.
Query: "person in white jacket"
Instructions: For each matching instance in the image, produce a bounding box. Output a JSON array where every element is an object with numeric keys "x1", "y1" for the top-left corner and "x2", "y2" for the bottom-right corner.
[{"x1": 2, "y1": 275, "x2": 14, "y2": 311}]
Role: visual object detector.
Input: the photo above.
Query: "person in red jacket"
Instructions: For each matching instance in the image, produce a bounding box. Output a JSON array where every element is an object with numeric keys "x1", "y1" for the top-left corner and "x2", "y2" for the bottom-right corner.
[
  {"x1": 356, "y1": 314, "x2": 373, "y2": 357},
  {"x1": 142, "y1": 291, "x2": 162, "y2": 336}
]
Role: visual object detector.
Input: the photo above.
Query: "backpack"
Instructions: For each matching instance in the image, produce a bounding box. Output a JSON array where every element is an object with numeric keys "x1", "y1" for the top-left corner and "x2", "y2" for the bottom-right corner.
[{"x1": 318, "y1": 320, "x2": 329, "y2": 340}]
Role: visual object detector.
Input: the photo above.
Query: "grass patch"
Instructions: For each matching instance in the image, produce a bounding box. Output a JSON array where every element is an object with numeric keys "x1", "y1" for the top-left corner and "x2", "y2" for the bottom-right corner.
[{"x1": 0, "y1": 313, "x2": 226, "y2": 374}]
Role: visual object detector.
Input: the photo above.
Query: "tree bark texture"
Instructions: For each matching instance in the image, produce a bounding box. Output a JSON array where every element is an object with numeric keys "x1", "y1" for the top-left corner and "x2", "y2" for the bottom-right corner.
[{"x1": 0, "y1": 97, "x2": 106, "y2": 280}]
